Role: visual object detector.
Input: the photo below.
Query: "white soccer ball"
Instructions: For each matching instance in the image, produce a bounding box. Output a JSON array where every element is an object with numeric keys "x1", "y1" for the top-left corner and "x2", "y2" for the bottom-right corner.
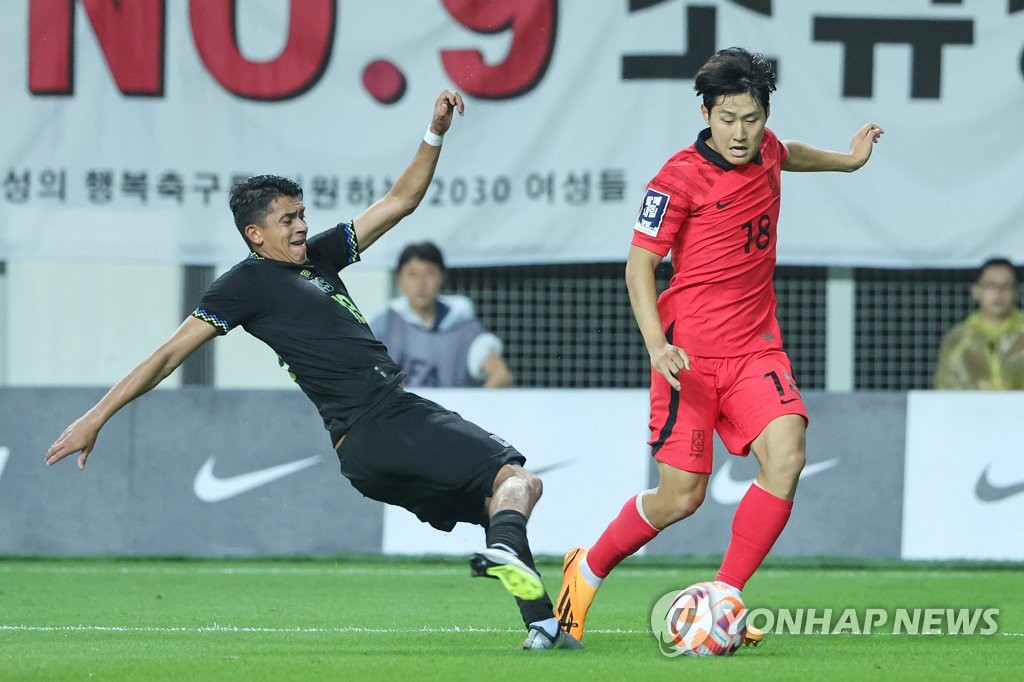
[{"x1": 652, "y1": 580, "x2": 747, "y2": 656}]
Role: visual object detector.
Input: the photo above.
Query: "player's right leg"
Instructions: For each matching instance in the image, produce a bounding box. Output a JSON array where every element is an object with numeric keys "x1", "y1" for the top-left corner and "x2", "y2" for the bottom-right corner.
[
  {"x1": 555, "y1": 546, "x2": 600, "y2": 639},
  {"x1": 558, "y1": 364, "x2": 716, "y2": 640},
  {"x1": 558, "y1": 467, "x2": 708, "y2": 639}
]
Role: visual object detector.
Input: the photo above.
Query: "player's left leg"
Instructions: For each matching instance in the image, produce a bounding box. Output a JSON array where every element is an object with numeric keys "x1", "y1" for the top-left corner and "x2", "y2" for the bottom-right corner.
[
  {"x1": 714, "y1": 351, "x2": 808, "y2": 645},
  {"x1": 471, "y1": 463, "x2": 583, "y2": 650},
  {"x1": 717, "y1": 412, "x2": 806, "y2": 591},
  {"x1": 721, "y1": 413, "x2": 805, "y2": 645},
  {"x1": 470, "y1": 464, "x2": 546, "y2": 601}
]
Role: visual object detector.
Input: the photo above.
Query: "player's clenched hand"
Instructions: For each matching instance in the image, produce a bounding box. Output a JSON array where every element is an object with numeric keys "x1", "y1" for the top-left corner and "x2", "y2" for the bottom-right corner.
[
  {"x1": 430, "y1": 89, "x2": 465, "y2": 137},
  {"x1": 650, "y1": 344, "x2": 690, "y2": 391},
  {"x1": 849, "y1": 122, "x2": 883, "y2": 168},
  {"x1": 44, "y1": 416, "x2": 100, "y2": 470}
]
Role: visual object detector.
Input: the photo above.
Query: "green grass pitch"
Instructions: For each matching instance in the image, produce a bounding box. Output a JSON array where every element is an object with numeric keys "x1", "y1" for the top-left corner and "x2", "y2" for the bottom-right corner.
[{"x1": 1, "y1": 557, "x2": 1021, "y2": 681}]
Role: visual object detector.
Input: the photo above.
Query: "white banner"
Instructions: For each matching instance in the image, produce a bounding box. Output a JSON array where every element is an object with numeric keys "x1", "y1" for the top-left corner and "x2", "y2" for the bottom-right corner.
[
  {"x1": 902, "y1": 391, "x2": 1024, "y2": 561},
  {"x1": 3, "y1": 1, "x2": 1023, "y2": 267}
]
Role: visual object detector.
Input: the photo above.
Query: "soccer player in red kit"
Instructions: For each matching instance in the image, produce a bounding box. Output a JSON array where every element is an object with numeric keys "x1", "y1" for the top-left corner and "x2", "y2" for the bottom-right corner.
[{"x1": 556, "y1": 47, "x2": 883, "y2": 645}]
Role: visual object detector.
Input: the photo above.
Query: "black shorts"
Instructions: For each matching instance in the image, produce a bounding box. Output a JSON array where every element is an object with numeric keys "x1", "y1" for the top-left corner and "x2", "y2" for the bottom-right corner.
[{"x1": 335, "y1": 390, "x2": 526, "y2": 531}]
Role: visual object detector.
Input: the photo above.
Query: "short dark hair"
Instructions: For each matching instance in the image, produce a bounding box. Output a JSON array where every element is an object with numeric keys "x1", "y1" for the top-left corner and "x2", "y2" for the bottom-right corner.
[
  {"x1": 228, "y1": 175, "x2": 303, "y2": 246},
  {"x1": 975, "y1": 257, "x2": 1018, "y2": 284},
  {"x1": 396, "y1": 241, "x2": 445, "y2": 272},
  {"x1": 694, "y1": 47, "x2": 777, "y2": 115}
]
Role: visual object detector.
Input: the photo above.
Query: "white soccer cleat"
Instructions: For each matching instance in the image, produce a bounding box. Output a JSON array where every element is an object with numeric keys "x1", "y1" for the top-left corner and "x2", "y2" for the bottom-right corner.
[{"x1": 522, "y1": 625, "x2": 585, "y2": 650}]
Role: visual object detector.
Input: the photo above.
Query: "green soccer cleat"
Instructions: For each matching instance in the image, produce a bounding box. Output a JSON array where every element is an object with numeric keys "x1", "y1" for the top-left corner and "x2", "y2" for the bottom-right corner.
[{"x1": 470, "y1": 547, "x2": 545, "y2": 601}]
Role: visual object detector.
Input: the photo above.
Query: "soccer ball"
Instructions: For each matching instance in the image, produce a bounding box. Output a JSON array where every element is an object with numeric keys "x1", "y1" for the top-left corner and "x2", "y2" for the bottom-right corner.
[{"x1": 651, "y1": 580, "x2": 747, "y2": 656}]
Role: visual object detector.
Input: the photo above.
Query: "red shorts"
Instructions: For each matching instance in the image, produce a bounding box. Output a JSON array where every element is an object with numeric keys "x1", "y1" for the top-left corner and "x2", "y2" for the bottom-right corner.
[{"x1": 648, "y1": 349, "x2": 809, "y2": 474}]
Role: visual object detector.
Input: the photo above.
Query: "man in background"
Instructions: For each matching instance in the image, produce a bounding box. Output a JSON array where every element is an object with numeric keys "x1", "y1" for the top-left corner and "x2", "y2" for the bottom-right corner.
[
  {"x1": 370, "y1": 241, "x2": 512, "y2": 388},
  {"x1": 935, "y1": 257, "x2": 1024, "y2": 390}
]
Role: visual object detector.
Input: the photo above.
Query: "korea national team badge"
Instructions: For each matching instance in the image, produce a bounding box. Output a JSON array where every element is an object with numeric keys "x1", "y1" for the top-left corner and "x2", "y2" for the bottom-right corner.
[{"x1": 634, "y1": 188, "x2": 670, "y2": 237}]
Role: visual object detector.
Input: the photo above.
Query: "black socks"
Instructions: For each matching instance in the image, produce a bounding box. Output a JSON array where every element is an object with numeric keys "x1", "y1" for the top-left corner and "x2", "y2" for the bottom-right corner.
[{"x1": 487, "y1": 509, "x2": 554, "y2": 626}]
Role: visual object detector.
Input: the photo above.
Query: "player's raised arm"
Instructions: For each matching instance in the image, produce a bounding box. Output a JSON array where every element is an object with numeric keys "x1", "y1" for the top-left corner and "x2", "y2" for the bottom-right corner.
[
  {"x1": 782, "y1": 122, "x2": 883, "y2": 173},
  {"x1": 354, "y1": 90, "x2": 465, "y2": 251},
  {"x1": 43, "y1": 316, "x2": 218, "y2": 470}
]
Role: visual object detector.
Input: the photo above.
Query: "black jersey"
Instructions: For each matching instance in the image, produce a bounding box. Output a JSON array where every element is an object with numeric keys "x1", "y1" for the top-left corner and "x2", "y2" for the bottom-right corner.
[{"x1": 192, "y1": 222, "x2": 404, "y2": 443}]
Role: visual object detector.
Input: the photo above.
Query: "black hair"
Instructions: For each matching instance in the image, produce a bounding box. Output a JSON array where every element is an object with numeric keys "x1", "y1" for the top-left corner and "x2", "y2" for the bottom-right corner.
[
  {"x1": 694, "y1": 47, "x2": 777, "y2": 115},
  {"x1": 975, "y1": 257, "x2": 1018, "y2": 284},
  {"x1": 228, "y1": 175, "x2": 303, "y2": 247},
  {"x1": 396, "y1": 241, "x2": 445, "y2": 272}
]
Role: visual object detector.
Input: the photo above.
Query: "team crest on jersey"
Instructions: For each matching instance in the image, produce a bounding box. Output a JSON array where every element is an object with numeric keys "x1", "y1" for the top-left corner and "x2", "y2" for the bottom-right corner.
[
  {"x1": 302, "y1": 272, "x2": 335, "y2": 295},
  {"x1": 634, "y1": 188, "x2": 670, "y2": 237}
]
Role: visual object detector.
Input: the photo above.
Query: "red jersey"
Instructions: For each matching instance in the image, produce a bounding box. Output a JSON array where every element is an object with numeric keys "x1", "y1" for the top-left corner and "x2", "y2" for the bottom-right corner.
[{"x1": 631, "y1": 127, "x2": 787, "y2": 357}]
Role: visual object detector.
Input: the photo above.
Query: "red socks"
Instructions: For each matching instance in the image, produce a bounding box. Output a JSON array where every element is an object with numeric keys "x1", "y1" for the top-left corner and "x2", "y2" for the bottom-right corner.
[
  {"x1": 587, "y1": 495, "x2": 660, "y2": 578},
  {"x1": 716, "y1": 484, "x2": 793, "y2": 590},
  {"x1": 587, "y1": 485, "x2": 793, "y2": 588}
]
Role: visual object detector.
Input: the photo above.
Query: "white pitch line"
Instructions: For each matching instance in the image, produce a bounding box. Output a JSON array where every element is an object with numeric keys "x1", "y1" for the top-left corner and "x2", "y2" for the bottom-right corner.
[
  {"x1": 1, "y1": 624, "x2": 1020, "y2": 637},
  {"x1": 0, "y1": 565, "x2": 469, "y2": 577},
  {"x1": 0, "y1": 624, "x2": 525, "y2": 634}
]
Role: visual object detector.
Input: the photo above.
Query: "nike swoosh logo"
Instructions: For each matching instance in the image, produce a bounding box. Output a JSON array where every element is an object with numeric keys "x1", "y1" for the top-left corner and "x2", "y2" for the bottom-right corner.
[
  {"x1": 716, "y1": 199, "x2": 735, "y2": 209},
  {"x1": 780, "y1": 398, "x2": 800, "y2": 404},
  {"x1": 975, "y1": 465, "x2": 1024, "y2": 503},
  {"x1": 709, "y1": 457, "x2": 840, "y2": 505},
  {"x1": 0, "y1": 446, "x2": 9, "y2": 482},
  {"x1": 193, "y1": 455, "x2": 323, "y2": 503}
]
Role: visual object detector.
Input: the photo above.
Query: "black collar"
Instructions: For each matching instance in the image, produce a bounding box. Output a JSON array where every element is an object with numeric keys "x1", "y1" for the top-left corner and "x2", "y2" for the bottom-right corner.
[
  {"x1": 247, "y1": 251, "x2": 309, "y2": 268},
  {"x1": 695, "y1": 128, "x2": 762, "y2": 170}
]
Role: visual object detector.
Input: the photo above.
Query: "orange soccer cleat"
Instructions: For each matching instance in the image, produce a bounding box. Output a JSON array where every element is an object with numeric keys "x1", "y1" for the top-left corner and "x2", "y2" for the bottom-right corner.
[
  {"x1": 556, "y1": 547, "x2": 599, "y2": 640},
  {"x1": 743, "y1": 622, "x2": 764, "y2": 647}
]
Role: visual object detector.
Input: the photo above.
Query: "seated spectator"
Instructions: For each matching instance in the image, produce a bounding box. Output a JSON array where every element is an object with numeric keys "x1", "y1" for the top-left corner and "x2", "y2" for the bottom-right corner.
[
  {"x1": 370, "y1": 242, "x2": 513, "y2": 388},
  {"x1": 934, "y1": 257, "x2": 1024, "y2": 389}
]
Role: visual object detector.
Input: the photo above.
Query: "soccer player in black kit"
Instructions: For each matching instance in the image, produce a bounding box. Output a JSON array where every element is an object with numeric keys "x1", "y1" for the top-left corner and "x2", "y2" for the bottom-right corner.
[{"x1": 44, "y1": 91, "x2": 581, "y2": 651}]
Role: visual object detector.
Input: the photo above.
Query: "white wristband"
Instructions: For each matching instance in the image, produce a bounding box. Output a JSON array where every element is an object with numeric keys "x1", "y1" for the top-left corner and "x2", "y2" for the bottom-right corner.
[{"x1": 423, "y1": 128, "x2": 443, "y2": 147}]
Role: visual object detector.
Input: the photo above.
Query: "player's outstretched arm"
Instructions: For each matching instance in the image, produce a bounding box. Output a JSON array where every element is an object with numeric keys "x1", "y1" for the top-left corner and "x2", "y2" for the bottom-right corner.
[
  {"x1": 354, "y1": 89, "x2": 465, "y2": 251},
  {"x1": 782, "y1": 123, "x2": 883, "y2": 173},
  {"x1": 43, "y1": 316, "x2": 218, "y2": 470},
  {"x1": 626, "y1": 245, "x2": 690, "y2": 390}
]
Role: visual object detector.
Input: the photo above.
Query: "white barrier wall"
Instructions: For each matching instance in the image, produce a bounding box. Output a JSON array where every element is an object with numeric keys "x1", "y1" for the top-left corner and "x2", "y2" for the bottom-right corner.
[
  {"x1": 902, "y1": 392, "x2": 1024, "y2": 561},
  {"x1": 7, "y1": 387, "x2": 1020, "y2": 560},
  {"x1": 4, "y1": 263, "x2": 183, "y2": 386}
]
